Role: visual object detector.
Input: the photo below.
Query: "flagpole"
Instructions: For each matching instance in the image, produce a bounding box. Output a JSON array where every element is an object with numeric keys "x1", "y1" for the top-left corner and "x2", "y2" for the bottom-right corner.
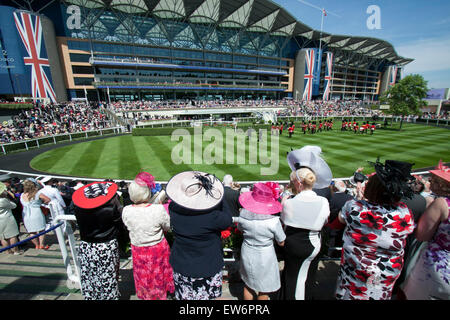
[
  {"x1": 318, "y1": 9, "x2": 325, "y2": 101},
  {"x1": 319, "y1": 8, "x2": 324, "y2": 53}
]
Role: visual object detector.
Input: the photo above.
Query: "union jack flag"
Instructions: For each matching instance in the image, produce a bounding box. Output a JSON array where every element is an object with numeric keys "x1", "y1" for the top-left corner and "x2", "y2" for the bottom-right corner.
[
  {"x1": 13, "y1": 11, "x2": 56, "y2": 103},
  {"x1": 302, "y1": 48, "x2": 315, "y2": 101},
  {"x1": 322, "y1": 52, "x2": 333, "y2": 101},
  {"x1": 389, "y1": 65, "x2": 398, "y2": 87}
]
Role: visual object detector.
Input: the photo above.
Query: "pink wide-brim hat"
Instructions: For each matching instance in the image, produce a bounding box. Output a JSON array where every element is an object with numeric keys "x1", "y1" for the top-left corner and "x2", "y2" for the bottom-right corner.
[
  {"x1": 239, "y1": 183, "x2": 282, "y2": 215},
  {"x1": 429, "y1": 170, "x2": 450, "y2": 183}
]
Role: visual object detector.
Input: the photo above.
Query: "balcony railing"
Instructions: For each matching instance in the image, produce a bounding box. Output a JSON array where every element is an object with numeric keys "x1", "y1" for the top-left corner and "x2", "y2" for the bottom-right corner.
[
  {"x1": 89, "y1": 57, "x2": 287, "y2": 76},
  {"x1": 93, "y1": 81, "x2": 287, "y2": 91}
]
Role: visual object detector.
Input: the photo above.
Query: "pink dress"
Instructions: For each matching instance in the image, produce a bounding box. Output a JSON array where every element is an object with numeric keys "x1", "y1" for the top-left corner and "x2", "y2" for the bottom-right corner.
[
  {"x1": 122, "y1": 204, "x2": 174, "y2": 300},
  {"x1": 131, "y1": 239, "x2": 174, "y2": 300}
]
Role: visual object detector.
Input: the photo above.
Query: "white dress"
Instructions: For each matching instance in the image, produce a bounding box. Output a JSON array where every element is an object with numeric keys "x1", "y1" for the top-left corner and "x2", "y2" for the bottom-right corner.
[
  {"x1": 235, "y1": 209, "x2": 286, "y2": 293},
  {"x1": 20, "y1": 192, "x2": 46, "y2": 233}
]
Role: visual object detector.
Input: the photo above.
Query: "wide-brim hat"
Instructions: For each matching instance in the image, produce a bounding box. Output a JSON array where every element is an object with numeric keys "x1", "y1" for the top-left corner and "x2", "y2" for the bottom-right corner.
[
  {"x1": 429, "y1": 160, "x2": 450, "y2": 183},
  {"x1": 72, "y1": 181, "x2": 118, "y2": 209},
  {"x1": 0, "y1": 182, "x2": 6, "y2": 195},
  {"x1": 0, "y1": 174, "x2": 12, "y2": 182},
  {"x1": 429, "y1": 169, "x2": 450, "y2": 183},
  {"x1": 166, "y1": 171, "x2": 224, "y2": 211},
  {"x1": 239, "y1": 183, "x2": 282, "y2": 215},
  {"x1": 287, "y1": 145, "x2": 332, "y2": 189},
  {"x1": 39, "y1": 176, "x2": 52, "y2": 184}
]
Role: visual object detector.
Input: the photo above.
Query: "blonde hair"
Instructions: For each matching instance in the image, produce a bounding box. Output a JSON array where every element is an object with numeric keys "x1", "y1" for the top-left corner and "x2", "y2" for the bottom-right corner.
[
  {"x1": 128, "y1": 181, "x2": 151, "y2": 204},
  {"x1": 296, "y1": 168, "x2": 316, "y2": 189},
  {"x1": 23, "y1": 180, "x2": 39, "y2": 200}
]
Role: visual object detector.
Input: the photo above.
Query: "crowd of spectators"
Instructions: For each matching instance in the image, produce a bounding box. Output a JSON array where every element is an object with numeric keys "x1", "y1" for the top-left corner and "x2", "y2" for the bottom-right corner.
[
  {"x1": 0, "y1": 102, "x2": 112, "y2": 143},
  {"x1": 105, "y1": 99, "x2": 299, "y2": 112},
  {"x1": 1, "y1": 153, "x2": 448, "y2": 301},
  {"x1": 1, "y1": 98, "x2": 447, "y2": 144},
  {"x1": 420, "y1": 111, "x2": 450, "y2": 120}
]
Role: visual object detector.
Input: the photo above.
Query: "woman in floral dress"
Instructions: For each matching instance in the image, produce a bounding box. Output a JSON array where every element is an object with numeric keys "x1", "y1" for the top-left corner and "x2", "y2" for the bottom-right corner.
[
  {"x1": 335, "y1": 159, "x2": 416, "y2": 300},
  {"x1": 402, "y1": 167, "x2": 450, "y2": 300}
]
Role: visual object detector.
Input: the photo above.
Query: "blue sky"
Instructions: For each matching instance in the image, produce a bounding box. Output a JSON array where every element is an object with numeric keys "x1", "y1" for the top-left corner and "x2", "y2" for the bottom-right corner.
[{"x1": 273, "y1": 0, "x2": 450, "y2": 89}]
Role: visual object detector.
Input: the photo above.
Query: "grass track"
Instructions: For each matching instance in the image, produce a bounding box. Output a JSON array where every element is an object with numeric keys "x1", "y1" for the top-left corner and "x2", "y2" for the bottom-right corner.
[{"x1": 30, "y1": 122, "x2": 450, "y2": 181}]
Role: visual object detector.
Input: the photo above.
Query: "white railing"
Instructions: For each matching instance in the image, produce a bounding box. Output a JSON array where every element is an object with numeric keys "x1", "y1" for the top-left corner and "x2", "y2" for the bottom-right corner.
[
  {"x1": 48, "y1": 203, "x2": 82, "y2": 292},
  {"x1": 0, "y1": 127, "x2": 124, "y2": 155}
]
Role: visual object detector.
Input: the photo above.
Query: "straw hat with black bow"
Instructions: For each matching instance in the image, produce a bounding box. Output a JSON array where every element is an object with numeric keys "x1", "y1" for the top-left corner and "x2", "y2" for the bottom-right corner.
[{"x1": 166, "y1": 171, "x2": 224, "y2": 211}]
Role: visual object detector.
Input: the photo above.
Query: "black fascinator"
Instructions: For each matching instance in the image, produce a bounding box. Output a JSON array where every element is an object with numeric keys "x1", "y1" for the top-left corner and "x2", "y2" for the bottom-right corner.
[{"x1": 368, "y1": 158, "x2": 415, "y2": 202}]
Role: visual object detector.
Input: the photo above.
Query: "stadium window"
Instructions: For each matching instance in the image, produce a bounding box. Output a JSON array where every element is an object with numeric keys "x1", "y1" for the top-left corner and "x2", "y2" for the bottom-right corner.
[
  {"x1": 69, "y1": 53, "x2": 91, "y2": 63},
  {"x1": 67, "y1": 40, "x2": 90, "y2": 51},
  {"x1": 72, "y1": 66, "x2": 94, "y2": 74},
  {"x1": 74, "y1": 77, "x2": 94, "y2": 86}
]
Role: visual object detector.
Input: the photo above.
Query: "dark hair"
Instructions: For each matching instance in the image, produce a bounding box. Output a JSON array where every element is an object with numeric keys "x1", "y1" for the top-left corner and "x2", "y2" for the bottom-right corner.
[
  {"x1": 431, "y1": 174, "x2": 450, "y2": 197},
  {"x1": 367, "y1": 158, "x2": 414, "y2": 204},
  {"x1": 364, "y1": 174, "x2": 402, "y2": 205}
]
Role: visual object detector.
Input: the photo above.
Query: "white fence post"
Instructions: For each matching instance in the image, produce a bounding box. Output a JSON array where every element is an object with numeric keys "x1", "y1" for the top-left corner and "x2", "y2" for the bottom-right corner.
[{"x1": 50, "y1": 205, "x2": 82, "y2": 293}]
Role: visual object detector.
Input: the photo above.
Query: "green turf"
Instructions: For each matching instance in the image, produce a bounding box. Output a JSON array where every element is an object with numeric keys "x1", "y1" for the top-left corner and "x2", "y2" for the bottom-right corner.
[{"x1": 30, "y1": 122, "x2": 450, "y2": 181}]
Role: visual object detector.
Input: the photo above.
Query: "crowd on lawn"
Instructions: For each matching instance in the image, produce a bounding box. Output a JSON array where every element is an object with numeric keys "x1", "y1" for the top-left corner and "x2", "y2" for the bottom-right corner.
[
  {"x1": 0, "y1": 149, "x2": 448, "y2": 301},
  {"x1": 0, "y1": 103, "x2": 112, "y2": 143}
]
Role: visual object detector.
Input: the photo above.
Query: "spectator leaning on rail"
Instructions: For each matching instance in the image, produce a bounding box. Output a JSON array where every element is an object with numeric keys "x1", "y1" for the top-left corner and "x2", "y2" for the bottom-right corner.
[
  {"x1": 121, "y1": 172, "x2": 174, "y2": 300},
  {"x1": 20, "y1": 178, "x2": 51, "y2": 250},
  {"x1": 72, "y1": 181, "x2": 124, "y2": 300},
  {"x1": 234, "y1": 182, "x2": 286, "y2": 300},
  {"x1": 280, "y1": 146, "x2": 332, "y2": 300},
  {"x1": 335, "y1": 159, "x2": 416, "y2": 300},
  {"x1": 166, "y1": 171, "x2": 232, "y2": 300},
  {"x1": 401, "y1": 162, "x2": 450, "y2": 300}
]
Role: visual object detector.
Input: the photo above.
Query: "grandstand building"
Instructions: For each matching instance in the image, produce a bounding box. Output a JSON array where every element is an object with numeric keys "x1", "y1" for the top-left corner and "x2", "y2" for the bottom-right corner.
[{"x1": 0, "y1": 0, "x2": 412, "y2": 103}]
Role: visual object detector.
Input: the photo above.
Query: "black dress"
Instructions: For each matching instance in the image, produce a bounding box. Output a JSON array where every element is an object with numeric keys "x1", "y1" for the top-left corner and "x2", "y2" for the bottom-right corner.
[{"x1": 281, "y1": 226, "x2": 322, "y2": 300}]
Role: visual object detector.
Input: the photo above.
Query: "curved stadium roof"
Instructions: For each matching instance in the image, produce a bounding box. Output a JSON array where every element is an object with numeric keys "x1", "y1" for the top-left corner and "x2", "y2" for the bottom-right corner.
[{"x1": 63, "y1": 0, "x2": 413, "y2": 65}]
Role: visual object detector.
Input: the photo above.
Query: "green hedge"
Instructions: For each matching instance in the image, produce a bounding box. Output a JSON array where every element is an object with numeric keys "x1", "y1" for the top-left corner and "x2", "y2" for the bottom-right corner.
[
  {"x1": 0, "y1": 103, "x2": 34, "y2": 110},
  {"x1": 132, "y1": 123, "x2": 276, "y2": 136},
  {"x1": 132, "y1": 127, "x2": 197, "y2": 136}
]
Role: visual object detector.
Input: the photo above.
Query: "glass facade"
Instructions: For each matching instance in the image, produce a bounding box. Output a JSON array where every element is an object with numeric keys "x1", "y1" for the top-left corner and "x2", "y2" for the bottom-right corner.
[
  {"x1": 59, "y1": 1, "x2": 295, "y2": 99},
  {"x1": 51, "y1": 0, "x2": 409, "y2": 101}
]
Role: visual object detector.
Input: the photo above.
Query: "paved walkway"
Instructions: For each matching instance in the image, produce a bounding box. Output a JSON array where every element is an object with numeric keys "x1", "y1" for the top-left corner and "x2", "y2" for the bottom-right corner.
[{"x1": 0, "y1": 225, "x2": 340, "y2": 300}]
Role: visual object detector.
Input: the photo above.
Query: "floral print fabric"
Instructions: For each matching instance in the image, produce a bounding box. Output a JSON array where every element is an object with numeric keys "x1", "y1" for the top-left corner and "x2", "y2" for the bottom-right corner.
[
  {"x1": 173, "y1": 271, "x2": 222, "y2": 300},
  {"x1": 402, "y1": 197, "x2": 450, "y2": 299},
  {"x1": 336, "y1": 200, "x2": 414, "y2": 300},
  {"x1": 131, "y1": 239, "x2": 174, "y2": 300},
  {"x1": 78, "y1": 239, "x2": 120, "y2": 300},
  {"x1": 424, "y1": 214, "x2": 450, "y2": 286}
]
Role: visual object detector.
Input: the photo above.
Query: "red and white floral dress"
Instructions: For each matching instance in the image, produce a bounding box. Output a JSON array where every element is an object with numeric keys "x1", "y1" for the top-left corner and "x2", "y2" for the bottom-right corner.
[{"x1": 335, "y1": 199, "x2": 415, "y2": 300}]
